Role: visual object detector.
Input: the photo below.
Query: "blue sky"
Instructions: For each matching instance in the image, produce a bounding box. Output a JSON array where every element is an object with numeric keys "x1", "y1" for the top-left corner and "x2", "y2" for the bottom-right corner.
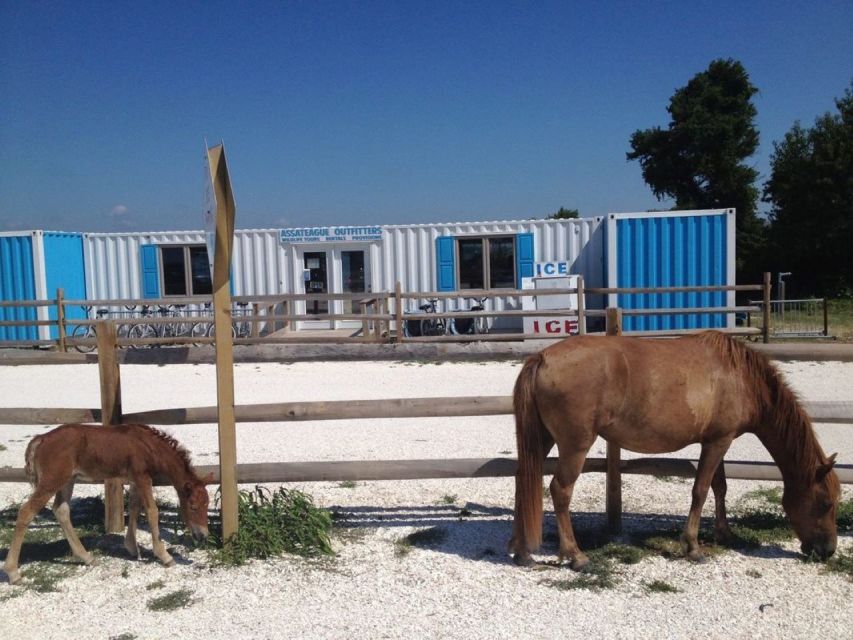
[{"x1": 1, "y1": 1, "x2": 851, "y2": 233}]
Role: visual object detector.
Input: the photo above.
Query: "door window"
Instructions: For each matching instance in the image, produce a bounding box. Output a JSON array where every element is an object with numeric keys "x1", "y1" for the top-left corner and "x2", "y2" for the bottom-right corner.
[{"x1": 342, "y1": 251, "x2": 366, "y2": 314}]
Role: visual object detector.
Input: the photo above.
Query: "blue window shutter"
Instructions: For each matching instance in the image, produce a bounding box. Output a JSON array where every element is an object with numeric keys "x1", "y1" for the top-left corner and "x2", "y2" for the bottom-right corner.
[
  {"x1": 516, "y1": 233, "x2": 534, "y2": 287},
  {"x1": 140, "y1": 244, "x2": 161, "y2": 298},
  {"x1": 436, "y1": 236, "x2": 456, "y2": 291}
]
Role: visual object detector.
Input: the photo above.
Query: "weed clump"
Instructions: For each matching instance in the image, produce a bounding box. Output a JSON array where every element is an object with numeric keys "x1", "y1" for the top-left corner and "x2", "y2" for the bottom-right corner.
[
  {"x1": 823, "y1": 549, "x2": 853, "y2": 581},
  {"x1": 147, "y1": 588, "x2": 194, "y2": 612},
  {"x1": 644, "y1": 579, "x2": 680, "y2": 593},
  {"x1": 544, "y1": 560, "x2": 617, "y2": 591},
  {"x1": 207, "y1": 487, "x2": 333, "y2": 566}
]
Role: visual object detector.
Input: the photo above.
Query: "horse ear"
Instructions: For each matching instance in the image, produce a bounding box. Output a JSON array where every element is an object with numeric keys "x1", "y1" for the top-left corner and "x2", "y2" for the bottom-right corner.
[{"x1": 816, "y1": 453, "x2": 837, "y2": 481}]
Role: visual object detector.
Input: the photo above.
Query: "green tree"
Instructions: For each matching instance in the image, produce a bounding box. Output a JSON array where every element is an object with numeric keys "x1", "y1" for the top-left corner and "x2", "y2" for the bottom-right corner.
[
  {"x1": 627, "y1": 59, "x2": 765, "y2": 280},
  {"x1": 763, "y1": 83, "x2": 853, "y2": 297},
  {"x1": 547, "y1": 207, "x2": 579, "y2": 220}
]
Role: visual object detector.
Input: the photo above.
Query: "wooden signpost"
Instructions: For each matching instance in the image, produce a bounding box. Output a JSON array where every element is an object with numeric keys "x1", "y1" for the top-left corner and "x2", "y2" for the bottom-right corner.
[{"x1": 205, "y1": 142, "x2": 239, "y2": 539}]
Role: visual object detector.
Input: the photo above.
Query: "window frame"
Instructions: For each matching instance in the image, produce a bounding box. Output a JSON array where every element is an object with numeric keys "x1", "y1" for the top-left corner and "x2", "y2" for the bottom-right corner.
[
  {"x1": 455, "y1": 235, "x2": 517, "y2": 291},
  {"x1": 159, "y1": 244, "x2": 212, "y2": 296}
]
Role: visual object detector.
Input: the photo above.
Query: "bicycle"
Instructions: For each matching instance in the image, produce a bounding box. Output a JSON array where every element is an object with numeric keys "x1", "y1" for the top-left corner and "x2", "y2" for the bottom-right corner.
[
  {"x1": 206, "y1": 302, "x2": 253, "y2": 340},
  {"x1": 402, "y1": 298, "x2": 446, "y2": 337},
  {"x1": 71, "y1": 306, "x2": 109, "y2": 353},
  {"x1": 450, "y1": 296, "x2": 490, "y2": 336},
  {"x1": 127, "y1": 304, "x2": 195, "y2": 348}
]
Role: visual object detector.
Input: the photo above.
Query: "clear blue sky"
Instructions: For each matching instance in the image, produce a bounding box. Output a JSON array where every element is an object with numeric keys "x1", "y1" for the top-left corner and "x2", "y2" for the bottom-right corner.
[{"x1": 1, "y1": 1, "x2": 851, "y2": 233}]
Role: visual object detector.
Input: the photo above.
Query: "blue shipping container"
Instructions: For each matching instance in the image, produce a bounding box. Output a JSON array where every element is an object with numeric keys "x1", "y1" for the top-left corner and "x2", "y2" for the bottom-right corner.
[
  {"x1": 42, "y1": 232, "x2": 87, "y2": 339},
  {"x1": 606, "y1": 210, "x2": 735, "y2": 332},
  {"x1": 0, "y1": 234, "x2": 38, "y2": 341}
]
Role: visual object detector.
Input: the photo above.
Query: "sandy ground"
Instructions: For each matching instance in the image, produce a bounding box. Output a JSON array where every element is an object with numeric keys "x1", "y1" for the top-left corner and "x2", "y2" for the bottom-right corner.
[{"x1": 0, "y1": 358, "x2": 851, "y2": 640}]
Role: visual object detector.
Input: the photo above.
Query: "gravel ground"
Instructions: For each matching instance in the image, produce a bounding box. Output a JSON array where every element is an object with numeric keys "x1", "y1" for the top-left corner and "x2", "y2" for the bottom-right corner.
[{"x1": 0, "y1": 359, "x2": 851, "y2": 640}]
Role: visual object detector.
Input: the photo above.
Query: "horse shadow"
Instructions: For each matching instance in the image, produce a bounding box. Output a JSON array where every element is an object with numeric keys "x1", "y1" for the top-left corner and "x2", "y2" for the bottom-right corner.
[
  {"x1": 329, "y1": 502, "x2": 809, "y2": 566},
  {"x1": 0, "y1": 497, "x2": 197, "y2": 571}
]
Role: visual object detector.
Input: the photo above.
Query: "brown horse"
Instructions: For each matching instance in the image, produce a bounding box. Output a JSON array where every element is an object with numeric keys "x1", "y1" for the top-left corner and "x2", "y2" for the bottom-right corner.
[
  {"x1": 4, "y1": 423, "x2": 211, "y2": 585},
  {"x1": 510, "y1": 331, "x2": 840, "y2": 569}
]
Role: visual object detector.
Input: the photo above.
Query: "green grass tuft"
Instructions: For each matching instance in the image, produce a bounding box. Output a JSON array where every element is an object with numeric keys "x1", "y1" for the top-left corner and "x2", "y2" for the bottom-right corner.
[
  {"x1": 593, "y1": 543, "x2": 648, "y2": 565},
  {"x1": 743, "y1": 487, "x2": 783, "y2": 506},
  {"x1": 837, "y1": 497, "x2": 853, "y2": 531},
  {"x1": 543, "y1": 559, "x2": 618, "y2": 591},
  {"x1": 207, "y1": 486, "x2": 334, "y2": 566},
  {"x1": 644, "y1": 579, "x2": 680, "y2": 593},
  {"x1": 109, "y1": 634, "x2": 137, "y2": 640},
  {"x1": 729, "y1": 510, "x2": 793, "y2": 548},
  {"x1": 440, "y1": 494, "x2": 457, "y2": 505},
  {"x1": 23, "y1": 562, "x2": 77, "y2": 593},
  {"x1": 336, "y1": 481, "x2": 357, "y2": 489},
  {"x1": 824, "y1": 549, "x2": 853, "y2": 581},
  {"x1": 146, "y1": 579, "x2": 166, "y2": 591},
  {"x1": 147, "y1": 588, "x2": 194, "y2": 612},
  {"x1": 746, "y1": 569, "x2": 762, "y2": 578}
]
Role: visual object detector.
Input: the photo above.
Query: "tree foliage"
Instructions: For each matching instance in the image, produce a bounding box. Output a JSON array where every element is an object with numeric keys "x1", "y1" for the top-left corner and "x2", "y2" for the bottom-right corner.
[
  {"x1": 763, "y1": 83, "x2": 853, "y2": 297},
  {"x1": 547, "y1": 207, "x2": 579, "y2": 220},
  {"x1": 627, "y1": 59, "x2": 765, "y2": 279}
]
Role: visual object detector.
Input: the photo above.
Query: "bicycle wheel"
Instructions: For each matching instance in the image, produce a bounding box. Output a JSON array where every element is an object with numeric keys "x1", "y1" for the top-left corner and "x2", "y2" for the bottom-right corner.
[
  {"x1": 71, "y1": 324, "x2": 97, "y2": 353},
  {"x1": 450, "y1": 316, "x2": 474, "y2": 335},
  {"x1": 403, "y1": 317, "x2": 422, "y2": 338},
  {"x1": 190, "y1": 322, "x2": 210, "y2": 346},
  {"x1": 128, "y1": 323, "x2": 157, "y2": 349},
  {"x1": 206, "y1": 322, "x2": 237, "y2": 340},
  {"x1": 420, "y1": 318, "x2": 445, "y2": 337}
]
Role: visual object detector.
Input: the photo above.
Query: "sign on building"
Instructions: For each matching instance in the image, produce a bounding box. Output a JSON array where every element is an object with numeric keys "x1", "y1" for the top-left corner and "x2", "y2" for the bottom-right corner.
[
  {"x1": 279, "y1": 226, "x2": 383, "y2": 244},
  {"x1": 522, "y1": 261, "x2": 579, "y2": 336}
]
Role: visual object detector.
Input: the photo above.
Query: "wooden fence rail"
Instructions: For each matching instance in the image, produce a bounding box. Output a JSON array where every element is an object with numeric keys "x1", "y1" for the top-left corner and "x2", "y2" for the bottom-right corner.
[{"x1": 0, "y1": 274, "x2": 775, "y2": 350}]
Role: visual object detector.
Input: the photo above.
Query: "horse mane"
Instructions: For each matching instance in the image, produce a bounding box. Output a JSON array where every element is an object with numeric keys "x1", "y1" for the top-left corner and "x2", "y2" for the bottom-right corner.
[
  {"x1": 696, "y1": 331, "x2": 828, "y2": 477},
  {"x1": 130, "y1": 424, "x2": 199, "y2": 481}
]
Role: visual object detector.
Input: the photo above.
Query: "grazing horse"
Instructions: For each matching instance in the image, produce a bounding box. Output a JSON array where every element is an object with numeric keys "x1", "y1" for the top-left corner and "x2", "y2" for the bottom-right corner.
[
  {"x1": 4, "y1": 423, "x2": 211, "y2": 585},
  {"x1": 510, "y1": 331, "x2": 840, "y2": 569}
]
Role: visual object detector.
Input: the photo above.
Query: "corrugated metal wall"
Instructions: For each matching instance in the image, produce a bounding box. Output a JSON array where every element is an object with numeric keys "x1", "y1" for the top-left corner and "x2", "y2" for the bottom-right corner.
[
  {"x1": 0, "y1": 233, "x2": 38, "y2": 340},
  {"x1": 607, "y1": 210, "x2": 734, "y2": 331},
  {"x1": 85, "y1": 229, "x2": 286, "y2": 300}
]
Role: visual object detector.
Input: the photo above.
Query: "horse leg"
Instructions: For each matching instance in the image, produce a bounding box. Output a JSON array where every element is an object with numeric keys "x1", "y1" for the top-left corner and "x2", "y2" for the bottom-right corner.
[
  {"x1": 124, "y1": 484, "x2": 142, "y2": 560},
  {"x1": 4, "y1": 488, "x2": 54, "y2": 585},
  {"x1": 52, "y1": 480, "x2": 95, "y2": 566},
  {"x1": 135, "y1": 477, "x2": 174, "y2": 567},
  {"x1": 711, "y1": 461, "x2": 734, "y2": 545},
  {"x1": 550, "y1": 446, "x2": 592, "y2": 571},
  {"x1": 682, "y1": 439, "x2": 732, "y2": 562}
]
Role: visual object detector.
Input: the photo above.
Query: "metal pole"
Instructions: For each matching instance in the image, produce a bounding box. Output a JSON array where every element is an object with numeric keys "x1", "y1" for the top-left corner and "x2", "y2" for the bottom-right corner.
[{"x1": 763, "y1": 272, "x2": 771, "y2": 344}]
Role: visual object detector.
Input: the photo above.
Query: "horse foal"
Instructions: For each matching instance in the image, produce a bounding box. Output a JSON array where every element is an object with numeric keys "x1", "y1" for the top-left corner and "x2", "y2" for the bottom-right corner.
[{"x1": 4, "y1": 423, "x2": 211, "y2": 585}]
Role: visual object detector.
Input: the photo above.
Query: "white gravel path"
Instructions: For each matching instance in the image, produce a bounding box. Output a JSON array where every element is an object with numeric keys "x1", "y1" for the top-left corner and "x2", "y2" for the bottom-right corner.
[{"x1": 0, "y1": 359, "x2": 851, "y2": 640}]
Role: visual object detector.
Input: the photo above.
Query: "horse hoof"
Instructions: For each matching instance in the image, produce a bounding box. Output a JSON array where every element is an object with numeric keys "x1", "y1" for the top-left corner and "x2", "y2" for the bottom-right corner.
[
  {"x1": 82, "y1": 554, "x2": 96, "y2": 567},
  {"x1": 7, "y1": 572, "x2": 21, "y2": 586},
  {"x1": 513, "y1": 553, "x2": 534, "y2": 567},
  {"x1": 570, "y1": 555, "x2": 590, "y2": 572},
  {"x1": 687, "y1": 550, "x2": 707, "y2": 564},
  {"x1": 164, "y1": 559, "x2": 176, "y2": 568}
]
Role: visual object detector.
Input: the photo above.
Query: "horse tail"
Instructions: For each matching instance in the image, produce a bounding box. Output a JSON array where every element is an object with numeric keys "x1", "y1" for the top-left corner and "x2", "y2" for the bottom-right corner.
[
  {"x1": 510, "y1": 352, "x2": 546, "y2": 557},
  {"x1": 24, "y1": 435, "x2": 43, "y2": 487}
]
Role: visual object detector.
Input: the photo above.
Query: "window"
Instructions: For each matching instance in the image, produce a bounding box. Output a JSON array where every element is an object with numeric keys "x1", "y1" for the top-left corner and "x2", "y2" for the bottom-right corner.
[
  {"x1": 456, "y1": 236, "x2": 516, "y2": 290},
  {"x1": 161, "y1": 245, "x2": 212, "y2": 296}
]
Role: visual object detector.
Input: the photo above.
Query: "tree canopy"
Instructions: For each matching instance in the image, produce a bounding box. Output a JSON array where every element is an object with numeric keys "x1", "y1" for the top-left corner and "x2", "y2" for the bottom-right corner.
[
  {"x1": 763, "y1": 83, "x2": 853, "y2": 297},
  {"x1": 627, "y1": 59, "x2": 765, "y2": 280},
  {"x1": 547, "y1": 207, "x2": 579, "y2": 220}
]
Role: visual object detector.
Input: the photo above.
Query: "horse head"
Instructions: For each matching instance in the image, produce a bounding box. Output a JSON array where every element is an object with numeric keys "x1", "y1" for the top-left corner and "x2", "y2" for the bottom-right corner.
[
  {"x1": 179, "y1": 472, "x2": 214, "y2": 542},
  {"x1": 783, "y1": 453, "x2": 840, "y2": 560}
]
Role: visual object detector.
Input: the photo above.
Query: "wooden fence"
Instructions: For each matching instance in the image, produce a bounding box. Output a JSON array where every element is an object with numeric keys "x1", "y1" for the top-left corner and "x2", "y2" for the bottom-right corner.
[
  {"x1": 0, "y1": 274, "x2": 772, "y2": 351},
  {"x1": 0, "y1": 322, "x2": 851, "y2": 535}
]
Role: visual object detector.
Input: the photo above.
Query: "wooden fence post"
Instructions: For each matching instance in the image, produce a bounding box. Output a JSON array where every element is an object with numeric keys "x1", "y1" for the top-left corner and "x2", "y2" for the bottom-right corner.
[
  {"x1": 395, "y1": 282, "x2": 404, "y2": 343},
  {"x1": 97, "y1": 321, "x2": 125, "y2": 533},
  {"x1": 576, "y1": 276, "x2": 586, "y2": 336},
  {"x1": 605, "y1": 307, "x2": 622, "y2": 535},
  {"x1": 56, "y1": 288, "x2": 67, "y2": 352},
  {"x1": 823, "y1": 298, "x2": 828, "y2": 337},
  {"x1": 762, "y1": 272, "x2": 771, "y2": 344}
]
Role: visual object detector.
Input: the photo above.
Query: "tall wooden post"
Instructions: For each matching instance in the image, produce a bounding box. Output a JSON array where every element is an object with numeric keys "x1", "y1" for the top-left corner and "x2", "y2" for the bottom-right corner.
[
  {"x1": 395, "y1": 282, "x2": 404, "y2": 343},
  {"x1": 823, "y1": 298, "x2": 829, "y2": 337},
  {"x1": 207, "y1": 143, "x2": 239, "y2": 541},
  {"x1": 762, "y1": 272, "x2": 771, "y2": 344},
  {"x1": 97, "y1": 321, "x2": 125, "y2": 533},
  {"x1": 56, "y1": 288, "x2": 67, "y2": 352},
  {"x1": 605, "y1": 307, "x2": 622, "y2": 535},
  {"x1": 576, "y1": 276, "x2": 586, "y2": 336}
]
